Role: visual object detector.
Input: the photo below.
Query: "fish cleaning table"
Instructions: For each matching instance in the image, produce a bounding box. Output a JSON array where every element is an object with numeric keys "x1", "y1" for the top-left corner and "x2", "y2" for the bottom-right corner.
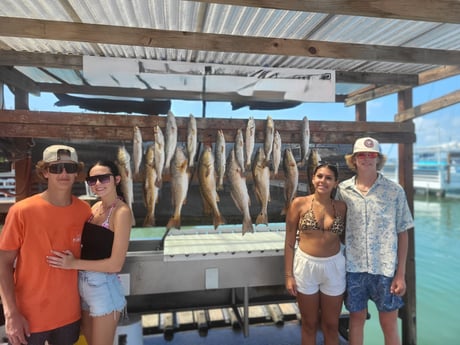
[{"x1": 122, "y1": 225, "x2": 290, "y2": 336}]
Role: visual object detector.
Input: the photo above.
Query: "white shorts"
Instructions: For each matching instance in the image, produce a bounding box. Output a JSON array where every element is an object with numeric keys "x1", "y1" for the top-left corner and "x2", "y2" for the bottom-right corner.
[{"x1": 293, "y1": 248, "x2": 346, "y2": 296}]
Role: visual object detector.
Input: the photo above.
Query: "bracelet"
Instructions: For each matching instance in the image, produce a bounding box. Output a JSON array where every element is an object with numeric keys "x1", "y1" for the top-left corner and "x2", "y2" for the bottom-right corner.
[{"x1": 285, "y1": 273, "x2": 293, "y2": 278}]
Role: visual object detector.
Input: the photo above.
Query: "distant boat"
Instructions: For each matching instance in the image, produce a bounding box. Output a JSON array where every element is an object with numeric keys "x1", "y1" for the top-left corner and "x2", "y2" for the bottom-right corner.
[{"x1": 382, "y1": 141, "x2": 460, "y2": 197}]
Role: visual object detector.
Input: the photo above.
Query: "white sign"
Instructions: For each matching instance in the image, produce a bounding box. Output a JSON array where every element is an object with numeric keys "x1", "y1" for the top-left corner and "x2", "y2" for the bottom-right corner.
[{"x1": 83, "y1": 56, "x2": 335, "y2": 102}]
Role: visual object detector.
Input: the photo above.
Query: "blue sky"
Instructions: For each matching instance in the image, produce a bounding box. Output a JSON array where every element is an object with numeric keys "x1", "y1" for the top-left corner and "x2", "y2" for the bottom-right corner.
[{"x1": 3, "y1": 74, "x2": 459, "y2": 155}]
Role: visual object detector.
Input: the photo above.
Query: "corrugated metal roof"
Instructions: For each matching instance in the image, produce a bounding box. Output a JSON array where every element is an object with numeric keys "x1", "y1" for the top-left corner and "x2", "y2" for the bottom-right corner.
[{"x1": 1, "y1": 0, "x2": 459, "y2": 107}]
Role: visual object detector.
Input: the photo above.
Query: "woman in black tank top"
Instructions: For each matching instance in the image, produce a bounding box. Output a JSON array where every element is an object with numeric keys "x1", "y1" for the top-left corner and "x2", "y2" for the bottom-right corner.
[{"x1": 47, "y1": 160, "x2": 132, "y2": 345}]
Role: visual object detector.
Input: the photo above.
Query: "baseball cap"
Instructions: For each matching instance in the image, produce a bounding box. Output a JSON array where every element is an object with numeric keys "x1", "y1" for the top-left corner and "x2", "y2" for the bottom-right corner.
[
  {"x1": 352, "y1": 137, "x2": 381, "y2": 154},
  {"x1": 43, "y1": 145, "x2": 78, "y2": 163}
]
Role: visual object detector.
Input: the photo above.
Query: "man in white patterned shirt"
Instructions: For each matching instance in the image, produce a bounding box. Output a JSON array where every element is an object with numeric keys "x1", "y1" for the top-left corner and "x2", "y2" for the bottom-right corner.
[{"x1": 336, "y1": 137, "x2": 414, "y2": 345}]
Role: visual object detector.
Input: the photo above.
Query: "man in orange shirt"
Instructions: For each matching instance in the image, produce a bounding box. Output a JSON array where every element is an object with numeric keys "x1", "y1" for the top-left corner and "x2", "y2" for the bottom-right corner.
[{"x1": 0, "y1": 145, "x2": 91, "y2": 345}]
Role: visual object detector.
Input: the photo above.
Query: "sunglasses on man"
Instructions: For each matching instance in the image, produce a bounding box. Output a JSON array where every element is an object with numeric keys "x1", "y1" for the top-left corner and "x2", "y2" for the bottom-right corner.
[
  {"x1": 48, "y1": 163, "x2": 79, "y2": 174},
  {"x1": 355, "y1": 152, "x2": 379, "y2": 159}
]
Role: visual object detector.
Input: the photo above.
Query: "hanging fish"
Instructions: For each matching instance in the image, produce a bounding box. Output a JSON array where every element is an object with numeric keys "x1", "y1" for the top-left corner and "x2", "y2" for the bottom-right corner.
[
  {"x1": 299, "y1": 116, "x2": 310, "y2": 167},
  {"x1": 215, "y1": 129, "x2": 226, "y2": 191},
  {"x1": 153, "y1": 125, "x2": 165, "y2": 188},
  {"x1": 143, "y1": 145, "x2": 159, "y2": 227},
  {"x1": 164, "y1": 111, "x2": 177, "y2": 174},
  {"x1": 281, "y1": 148, "x2": 298, "y2": 216},
  {"x1": 264, "y1": 115, "x2": 275, "y2": 163},
  {"x1": 227, "y1": 148, "x2": 254, "y2": 235},
  {"x1": 234, "y1": 128, "x2": 245, "y2": 174},
  {"x1": 132, "y1": 126, "x2": 143, "y2": 176},
  {"x1": 166, "y1": 146, "x2": 189, "y2": 230},
  {"x1": 116, "y1": 145, "x2": 135, "y2": 226},
  {"x1": 198, "y1": 145, "x2": 225, "y2": 229},
  {"x1": 272, "y1": 130, "x2": 282, "y2": 177},
  {"x1": 245, "y1": 116, "x2": 255, "y2": 170},
  {"x1": 252, "y1": 147, "x2": 271, "y2": 226},
  {"x1": 187, "y1": 113, "x2": 198, "y2": 168}
]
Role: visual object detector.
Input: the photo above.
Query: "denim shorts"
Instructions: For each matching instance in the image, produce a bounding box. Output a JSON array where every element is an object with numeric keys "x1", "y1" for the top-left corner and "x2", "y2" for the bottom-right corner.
[
  {"x1": 79, "y1": 271, "x2": 127, "y2": 317},
  {"x1": 345, "y1": 272, "x2": 404, "y2": 313}
]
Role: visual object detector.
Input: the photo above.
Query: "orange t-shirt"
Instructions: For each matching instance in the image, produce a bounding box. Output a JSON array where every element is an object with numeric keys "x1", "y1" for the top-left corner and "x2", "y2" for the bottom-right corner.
[{"x1": 0, "y1": 194, "x2": 91, "y2": 333}]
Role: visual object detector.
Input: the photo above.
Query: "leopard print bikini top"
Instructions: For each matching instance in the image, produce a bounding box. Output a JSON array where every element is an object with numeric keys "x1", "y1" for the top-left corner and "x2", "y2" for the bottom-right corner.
[{"x1": 298, "y1": 198, "x2": 345, "y2": 235}]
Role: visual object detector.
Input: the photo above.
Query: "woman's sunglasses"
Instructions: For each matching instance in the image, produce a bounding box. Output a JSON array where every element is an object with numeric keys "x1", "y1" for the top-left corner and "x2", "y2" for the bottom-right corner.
[
  {"x1": 355, "y1": 152, "x2": 379, "y2": 159},
  {"x1": 86, "y1": 174, "x2": 113, "y2": 186},
  {"x1": 48, "y1": 163, "x2": 78, "y2": 174}
]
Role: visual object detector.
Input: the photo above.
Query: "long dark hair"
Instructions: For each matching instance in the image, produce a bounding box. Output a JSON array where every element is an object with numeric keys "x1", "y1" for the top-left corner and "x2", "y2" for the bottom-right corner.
[{"x1": 87, "y1": 160, "x2": 125, "y2": 200}]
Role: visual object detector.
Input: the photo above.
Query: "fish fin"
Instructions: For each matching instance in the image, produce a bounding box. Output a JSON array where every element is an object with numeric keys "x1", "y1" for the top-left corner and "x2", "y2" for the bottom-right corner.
[
  {"x1": 256, "y1": 212, "x2": 268, "y2": 225},
  {"x1": 242, "y1": 217, "x2": 254, "y2": 235},
  {"x1": 166, "y1": 216, "x2": 181, "y2": 230}
]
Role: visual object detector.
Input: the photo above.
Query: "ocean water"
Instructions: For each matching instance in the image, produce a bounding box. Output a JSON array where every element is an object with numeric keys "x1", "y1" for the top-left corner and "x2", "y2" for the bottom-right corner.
[{"x1": 363, "y1": 195, "x2": 460, "y2": 345}]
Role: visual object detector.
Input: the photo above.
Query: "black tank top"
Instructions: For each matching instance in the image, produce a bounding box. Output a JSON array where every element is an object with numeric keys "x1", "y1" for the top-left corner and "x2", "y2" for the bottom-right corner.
[{"x1": 80, "y1": 222, "x2": 114, "y2": 260}]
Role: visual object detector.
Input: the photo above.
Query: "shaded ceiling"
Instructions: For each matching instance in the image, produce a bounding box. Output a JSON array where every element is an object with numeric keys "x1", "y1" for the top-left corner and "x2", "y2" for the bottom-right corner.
[{"x1": 0, "y1": 0, "x2": 459, "y2": 117}]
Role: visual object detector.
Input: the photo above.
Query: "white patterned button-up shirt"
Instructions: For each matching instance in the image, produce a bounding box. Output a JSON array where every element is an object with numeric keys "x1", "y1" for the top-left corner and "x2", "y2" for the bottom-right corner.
[{"x1": 337, "y1": 174, "x2": 414, "y2": 277}]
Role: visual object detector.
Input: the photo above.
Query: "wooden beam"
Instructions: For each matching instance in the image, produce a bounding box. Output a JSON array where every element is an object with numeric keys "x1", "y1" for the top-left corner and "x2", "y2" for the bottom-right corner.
[
  {"x1": 195, "y1": 0, "x2": 460, "y2": 24},
  {"x1": 0, "y1": 50, "x2": 83, "y2": 69},
  {"x1": 0, "y1": 67, "x2": 40, "y2": 96},
  {"x1": 1, "y1": 17, "x2": 459, "y2": 66},
  {"x1": 345, "y1": 85, "x2": 409, "y2": 106},
  {"x1": 395, "y1": 89, "x2": 460, "y2": 122},
  {"x1": 345, "y1": 66, "x2": 460, "y2": 106},
  {"x1": 336, "y1": 71, "x2": 418, "y2": 86},
  {"x1": 0, "y1": 109, "x2": 415, "y2": 144},
  {"x1": 418, "y1": 65, "x2": 460, "y2": 84}
]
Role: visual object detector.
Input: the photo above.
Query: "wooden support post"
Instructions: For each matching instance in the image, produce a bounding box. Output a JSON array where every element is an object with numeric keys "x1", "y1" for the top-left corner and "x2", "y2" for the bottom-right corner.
[
  {"x1": 12, "y1": 89, "x2": 32, "y2": 201},
  {"x1": 13, "y1": 154, "x2": 32, "y2": 202},
  {"x1": 397, "y1": 89, "x2": 417, "y2": 345},
  {"x1": 14, "y1": 88, "x2": 29, "y2": 111},
  {"x1": 0, "y1": 83, "x2": 4, "y2": 109},
  {"x1": 355, "y1": 102, "x2": 367, "y2": 121}
]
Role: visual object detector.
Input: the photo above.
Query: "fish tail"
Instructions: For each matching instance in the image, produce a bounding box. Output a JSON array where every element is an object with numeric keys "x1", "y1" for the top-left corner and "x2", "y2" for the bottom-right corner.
[
  {"x1": 256, "y1": 212, "x2": 268, "y2": 225},
  {"x1": 155, "y1": 177, "x2": 162, "y2": 188},
  {"x1": 241, "y1": 216, "x2": 254, "y2": 235},
  {"x1": 166, "y1": 216, "x2": 181, "y2": 230},
  {"x1": 213, "y1": 213, "x2": 226, "y2": 230},
  {"x1": 143, "y1": 215, "x2": 155, "y2": 227}
]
